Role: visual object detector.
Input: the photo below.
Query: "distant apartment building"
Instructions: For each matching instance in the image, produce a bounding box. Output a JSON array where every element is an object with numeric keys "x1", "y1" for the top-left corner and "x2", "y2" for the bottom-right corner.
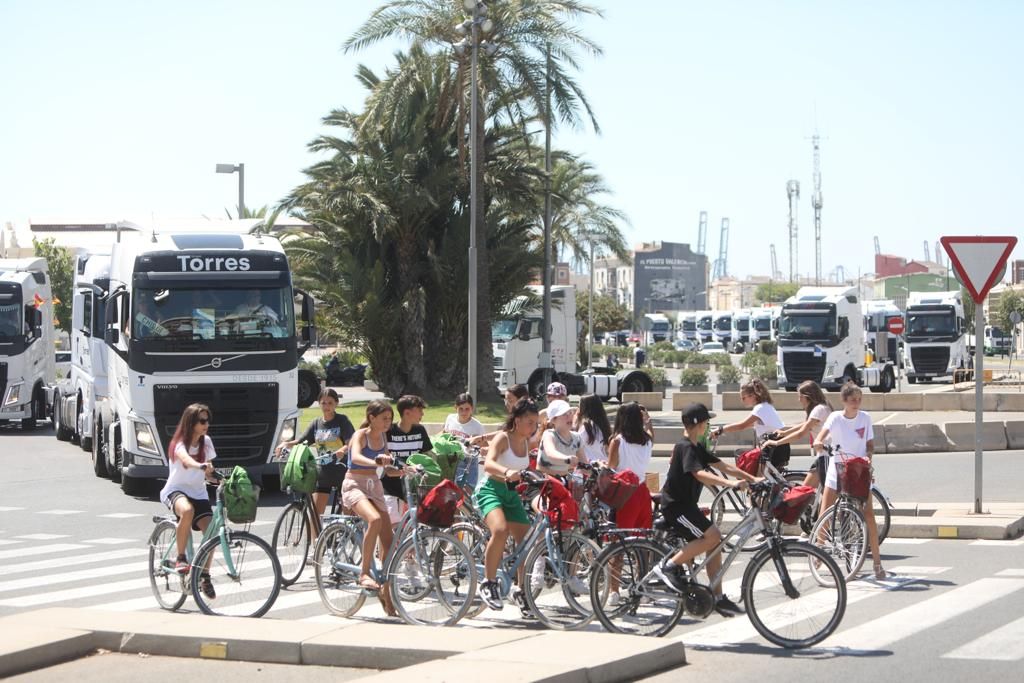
[
  {"x1": 1012, "y1": 259, "x2": 1024, "y2": 285},
  {"x1": 593, "y1": 256, "x2": 634, "y2": 309},
  {"x1": 708, "y1": 276, "x2": 771, "y2": 311}
]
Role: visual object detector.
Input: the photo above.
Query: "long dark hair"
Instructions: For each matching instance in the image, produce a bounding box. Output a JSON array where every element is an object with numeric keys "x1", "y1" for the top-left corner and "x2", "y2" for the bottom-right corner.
[
  {"x1": 507, "y1": 384, "x2": 530, "y2": 402},
  {"x1": 504, "y1": 398, "x2": 539, "y2": 432},
  {"x1": 169, "y1": 403, "x2": 211, "y2": 463},
  {"x1": 577, "y1": 394, "x2": 611, "y2": 446},
  {"x1": 741, "y1": 378, "x2": 773, "y2": 405},
  {"x1": 613, "y1": 401, "x2": 651, "y2": 446},
  {"x1": 797, "y1": 380, "x2": 831, "y2": 416},
  {"x1": 359, "y1": 399, "x2": 394, "y2": 429}
]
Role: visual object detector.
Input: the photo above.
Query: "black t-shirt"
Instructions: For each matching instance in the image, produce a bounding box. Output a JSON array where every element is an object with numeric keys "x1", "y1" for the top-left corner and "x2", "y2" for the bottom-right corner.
[
  {"x1": 299, "y1": 414, "x2": 356, "y2": 461},
  {"x1": 661, "y1": 438, "x2": 720, "y2": 511},
  {"x1": 383, "y1": 424, "x2": 433, "y2": 499}
]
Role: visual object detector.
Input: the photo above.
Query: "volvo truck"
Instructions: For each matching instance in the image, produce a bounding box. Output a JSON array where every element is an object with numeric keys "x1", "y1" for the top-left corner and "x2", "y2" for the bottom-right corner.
[
  {"x1": 863, "y1": 299, "x2": 903, "y2": 366},
  {"x1": 94, "y1": 229, "x2": 315, "y2": 495},
  {"x1": 54, "y1": 251, "x2": 112, "y2": 466},
  {"x1": 904, "y1": 291, "x2": 968, "y2": 383},
  {"x1": 0, "y1": 258, "x2": 55, "y2": 429},
  {"x1": 730, "y1": 309, "x2": 751, "y2": 352},
  {"x1": 492, "y1": 285, "x2": 652, "y2": 401},
  {"x1": 696, "y1": 310, "x2": 714, "y2": 345},
  {"x1": 679, "y1": 312, "x2": 698, "y2": 343},
  {"x1": 713, "y1": 311, "x2": 733, "y2": 347},
  {"x1": 776, "y1": 286, "x2": 897, "y2": 393},
  {"x1": 643, "y1": 313, "x2": 671, "y2": 345},
  {"x1": 750, "y1": 307, "x2": 775, "y2": 344}
]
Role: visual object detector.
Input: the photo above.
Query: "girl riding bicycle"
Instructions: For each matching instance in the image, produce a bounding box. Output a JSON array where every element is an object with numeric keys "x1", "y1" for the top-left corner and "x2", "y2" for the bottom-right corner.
[
  {"x1": 159, "y1": 403, "x2": 217, "y2": 597},
  {"x1": 762, "y1": 380, "x2": 832, "y2": 488},
  {"x1": 714, "y1": 378, "x2": 790, "y2": 472},
  {"x1": 574, "y1": 393, "x2": 612, "y2": 464}
]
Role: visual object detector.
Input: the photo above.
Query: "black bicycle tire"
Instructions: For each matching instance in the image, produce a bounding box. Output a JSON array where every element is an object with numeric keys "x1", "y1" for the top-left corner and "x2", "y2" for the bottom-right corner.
[
  {"x1": 522, "y1": 531, "x2": 600, "y2": 630},
  {"x1": 314, "y1": 521, "x2": 367, "y2": 617},
  {"x1": 387, "y1": 529, "x2": 476, "y2": 627},
  {"x1": 870, "y1": 487, "x2": 892, "y2": 543},
  {"x1": 811, "y1": 501, "x2": 868, "y2": 581},
  {"x1": 148, "y1": 520, "x2": 187, "y2": 611},
  {"x1": 271, "y1": 501, "x2": 311, "y2": 587},
  {"x1": 192, "y1": 530, "x2": 282, "y2": 618},
  {"x1": 590, "y1": 538, "x2": 685, "y2": 637}
]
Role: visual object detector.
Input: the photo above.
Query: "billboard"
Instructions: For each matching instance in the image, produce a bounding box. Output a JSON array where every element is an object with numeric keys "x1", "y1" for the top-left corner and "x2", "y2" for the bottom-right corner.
[{"x1": 633, "y1": 242, "x2": 708, "y2": 313}]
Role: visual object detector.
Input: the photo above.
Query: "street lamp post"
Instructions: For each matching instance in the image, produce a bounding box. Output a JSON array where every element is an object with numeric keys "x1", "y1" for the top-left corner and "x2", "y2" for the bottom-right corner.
[
  {"x1": 215, "y1": 163, "x2": 245, "y2": 218},
  {"x1": 454, "y1": 1, "x2": 496, "y2": 400},
  {"x1": 587, "y1": 238, "x2": 595, "y2": 368}
]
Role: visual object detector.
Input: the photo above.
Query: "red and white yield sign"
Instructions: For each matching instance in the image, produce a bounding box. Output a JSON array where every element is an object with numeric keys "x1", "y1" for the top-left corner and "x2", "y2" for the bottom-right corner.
[
  {"x1": 887, "y1": 316, "x2": 904, "y2": 335},
  {"x1": 940, "y1": 236, "x2": 1019, "y2": 304}
]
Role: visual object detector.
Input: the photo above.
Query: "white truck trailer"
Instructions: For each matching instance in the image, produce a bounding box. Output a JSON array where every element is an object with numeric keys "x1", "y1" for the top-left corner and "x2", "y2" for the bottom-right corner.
[{"x1": 0, "y1": 258, "x2": 56, "y2": 429}]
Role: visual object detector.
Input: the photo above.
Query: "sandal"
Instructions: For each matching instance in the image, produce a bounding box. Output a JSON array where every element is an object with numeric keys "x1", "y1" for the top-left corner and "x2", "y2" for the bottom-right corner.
[
  {"x1": 873, "y1": 562, "x2": 888, "y2": 580},
  {"x1": 376, "y1": 589, "x2": 398, "y2": 617},
  {"x1": 358, "y1": 575, "x2": 381, "y2": 592}
]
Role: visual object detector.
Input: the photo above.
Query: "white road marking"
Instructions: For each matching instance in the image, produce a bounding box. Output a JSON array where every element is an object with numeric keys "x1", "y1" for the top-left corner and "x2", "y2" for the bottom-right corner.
[
  {"x1": 995, "y1": 568, "x2": 1024, "y2": 577},
  {"x1": 876, "y1": 412, "x2": 901, "y2": 425},
  {"x1": 0, "y1": 540, "x2": 23, "y2": 546},
  {"x1": 82, "y1": 538, "x2": 135, "y2": 545},
  {"x1": 970, "y1": 539, "x2": 1024, "y2": 547},
  {"x1": 823, "y1": 578, "x2": 1024, "y2": 651},
  {"x1": 0, "y1": 507, "x2": 26, "y2": 512},
  {"x1": 14, "y1": 534, "x2": 69, "y2": 541},
  {"x1": 0, "y1": 543, "x2": 88, "y2": 561},
  {"x1": 98, "y1": 513, "x2": 146, "y2": 519},
  {"x1": 37, "y1": 510, "x2": 84, "y2": 515},
  {"x1": 880, "y1": 539, "x2": 931, "y2": 545},
  {"x1": 943, "y1": 615, "x2": 1024, "y2": 661},
  {"x1": 0, "y1": 548, "x2": 147, "y2": 577},
  {"x1": 0, "y1": 560, "x2": 151, "y2": 593}
]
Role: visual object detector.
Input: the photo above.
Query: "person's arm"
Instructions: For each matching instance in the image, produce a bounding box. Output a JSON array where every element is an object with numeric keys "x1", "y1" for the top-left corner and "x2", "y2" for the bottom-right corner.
[
  {"x1": 694, "y1": 468, "x2": 749, "y2": 490},
  {"x1": 716, "y1": 413, "x2": 759, "y2": 436},
  {"x1": 175, "y1": 443, "x2": 213, "y2": 473},
  {"x1": 607, "y1": 435, "x2": 621, "y2": 470},
  {"x1": 538, "y1": 431, "x2": 577, "y2": 473},
  {"x1": 812, "y1": 426, "x2": 832, "y2": 452},
  {"x1": 336, "y1": 416, "x2": 356, "y2": 458},
  {"x1": 764, "y1": 418, "x2": 817, "y2": 448},
  {"x1": 865, "y1": 439, "x2": 875, "y2": 462},
  {"x1": 641, "y1": 407, "x2": 655, "y2": 442},
  {"x1": 709, "y1": 459, "x2": 759, "y2": 483},
  {"x1": 483, "y1": 433, "x2": 520, "y2": 482}
]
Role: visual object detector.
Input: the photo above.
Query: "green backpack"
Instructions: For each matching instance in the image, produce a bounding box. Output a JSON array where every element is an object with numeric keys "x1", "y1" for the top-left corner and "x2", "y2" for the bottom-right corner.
[
  {"x1": 224, "y1": 466, "x2": 260, "y2": 524},
  {"x1": 432, "y1": 434, "x2": 465, "y2": 483},
  {"x1": 407, "y1": 453, "x2": 443, "y2": 488},
  {"x1": 282, "y1": 444, "x2": 318, "y2": 494}
]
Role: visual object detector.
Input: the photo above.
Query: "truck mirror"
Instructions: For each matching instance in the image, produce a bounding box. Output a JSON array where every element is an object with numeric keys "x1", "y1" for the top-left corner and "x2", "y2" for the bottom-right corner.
[
  {"x1": 105, "y1": 328, "x2": 120, "y2": 345},
  {"x1": 302, "y1": 325, "x2": 315, "y2": 343}
]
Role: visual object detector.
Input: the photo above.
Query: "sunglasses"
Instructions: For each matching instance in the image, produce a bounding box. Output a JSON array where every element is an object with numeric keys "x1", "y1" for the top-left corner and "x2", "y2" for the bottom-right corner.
[{"x1": 198, "y1": 417, "x2": 210, "y2": 424}]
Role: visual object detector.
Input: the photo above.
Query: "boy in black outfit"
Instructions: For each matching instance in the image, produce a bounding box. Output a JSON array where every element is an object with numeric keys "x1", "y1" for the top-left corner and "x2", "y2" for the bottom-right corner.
[
  {"x1": 383, "y1": 395, "x2": 434, "y2": 501},
  {"x1": 655, "y1": 403, "x2": 760, "y2": 617}
]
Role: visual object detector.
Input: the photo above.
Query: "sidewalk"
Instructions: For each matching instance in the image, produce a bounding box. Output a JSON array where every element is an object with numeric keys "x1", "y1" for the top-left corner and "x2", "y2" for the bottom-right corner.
[{"x1": 0, "y1": 608, "x2": 686, "y2": 680}]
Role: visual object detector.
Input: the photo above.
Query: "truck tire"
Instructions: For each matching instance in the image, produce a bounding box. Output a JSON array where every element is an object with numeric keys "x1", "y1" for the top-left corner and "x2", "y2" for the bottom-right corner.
[
  {"x1": 617, "y1": 371, "x2": 654, "y2": 399},
  {"x1": 109, "y1": 433, "x2": 123, "y2": 484},
  {"x1": 92, "y1": 415, "x2": 109, "y2": 479},
  {"x1": 528, "y1": 372, "x2": 548, "y2": 401},
  {"x1": 20, "y1": 388, "x2": 43, "y2": 431},
  {"x1": 54, "y1": 393, "x2": 73, "y2": 441},
  {"x1": 121, "y1": 470, "x2": 148, "y2": 497},
  {"x1": 79, "y1": 400, "x2": 92, "y2": 452},
  {"x1": 870, "y1": 367, "x2": 895, "y2": 393},
  {"x1": 297, "y1": 369, "x2": 319, "y2": 408}
]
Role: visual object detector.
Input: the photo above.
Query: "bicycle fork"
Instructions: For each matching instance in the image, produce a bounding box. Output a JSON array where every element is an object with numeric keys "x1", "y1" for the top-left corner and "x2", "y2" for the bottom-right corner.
[{"x1": 766, "y1": 538, "x2": 800, "y2": 599}]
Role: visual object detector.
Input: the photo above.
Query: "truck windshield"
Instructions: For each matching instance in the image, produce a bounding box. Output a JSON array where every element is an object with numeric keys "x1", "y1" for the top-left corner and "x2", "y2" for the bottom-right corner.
[
  {"x1": 492, "y1": 320, "x2": 517, "y2": 341},
  {"x1": 682, "y1": 319, "x2": 696, "y2": 332},
  {"x1": 714, "y1": 318, "x2": 731, "y2": 331},
  {"x1": 698, "y1": 317, "x2": 713, "y2": 330},
  {"x1": 133, "y1": 287, "x2": 294, "y2": 340},
  {"x1": 652, "y1": 322, "x2": 670, "y2": 333},
  {"x1": 735, "y1": 319, "x2": 749, "y2": 332},
  {"x1": 753, "y1": 317, "x2": 771, "y2": 332},
  {"x1": 989, "y1": 327, "x2": 1005, "y2": 338},
  {"x1": 907, "y1": 311, "x2": 957, "y2": 337},
  {"x1": 0, "y1": 301, "x2": 22, "y2": 339},
  {"x1": 779, "y1": 312, "x2": 836, "y2": 339}
]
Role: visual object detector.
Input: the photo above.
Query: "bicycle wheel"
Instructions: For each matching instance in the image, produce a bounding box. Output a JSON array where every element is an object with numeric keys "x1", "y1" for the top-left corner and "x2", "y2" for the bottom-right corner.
[
  {"x1": 387, "y1": 529, "x2": 476, "y2": 626},
  {"x1": 870, "y1": 487, "x2": 891, "y2": 543},
  {"x1": 522, "y1": 531, "x2": 601, "y2": 630},
  {"x1": 589, "y1": 538, "x2": 685, "y2": 637},
  {"x1": 314, "y1": 521, "x2": 367, "y2": 617},
  {"x1": 191, "y1": 530, "x2": 282, "y2": 618},
  {"x1": 148, "y1": 520, "x2": 187, "y2": 611},
  {"x1": 743, "y1": 540, "x2": 847, "y2": 649},
  {"x1": 448, "y1": 521, "x2": 488, "y2": 618},
  {"x1": 810, "y1": 501, "x2": 867, "y2": 582},
  {"x1": 711, "y1": 487, "x2": 767, "y2": 552},
  {"x1": 271, "y1": 501, "x2": 311, "y2": 586}
]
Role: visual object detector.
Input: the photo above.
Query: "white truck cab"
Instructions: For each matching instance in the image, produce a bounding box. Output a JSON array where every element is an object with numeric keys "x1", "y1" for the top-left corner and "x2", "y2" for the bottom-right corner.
[
  {"x1": 696, "y1": 310, "x2": 714, "y2": 345},
  {"x1": 0, "y1": 258, "x2": 55, "y2": 429},
  {"x1": 712, "y1": 311, "x2": 733, "y2": 346},
  {"x1": 730, "y1": 309, "x2": 751, "y2": 352},
  {"x1": 904, "y1": 291, "x2": 968, "y2": 383}
]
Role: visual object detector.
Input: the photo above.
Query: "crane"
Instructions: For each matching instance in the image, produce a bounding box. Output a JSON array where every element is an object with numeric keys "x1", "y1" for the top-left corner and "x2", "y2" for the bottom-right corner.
[
  {"x1": 811, "y1": 134, "x2": 823, "y2": 286},
  {"x1": 787, "y1": 180, "x2": 800, "y2": 282},
  {"x1": 934, "y1": 240, "x2": 943, "y2": 267},
  {"x1": 923, "y1": 240, "x2": 931, "y2": 262},
  {"x1": 874, "y1": 235, "x2": 881, "y2": 255},
  {"x1": 696, "y1": 210, "x2": 708, "y2": 254},
  {"x1": 832, "y1": 265, "x2": 846, "y2": 283},
  {"x1": 712, "y1": 217, "x2": 730, "y2": 280},
  {"x1": 770, "y1": 243, "x2": 780, "y2": 280}
]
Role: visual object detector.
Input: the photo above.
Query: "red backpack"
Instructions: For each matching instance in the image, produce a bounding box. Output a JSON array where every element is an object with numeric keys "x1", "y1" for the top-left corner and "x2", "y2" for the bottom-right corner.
[
  {"x1": 772, "y1": 485, "x2": 816, "y2": 524},
  {"x1": 736, "y1": 448, "x2": 761, "y2": 476},
  {"x1": 417, "y1": 479, "x2": 462, "y2": 528},
  {"x1": 596, "y1": 469, "x2": 641, "y2": 510},
  {"x1": 541, "y1": 476, "x2": 579, "y2": 530}
]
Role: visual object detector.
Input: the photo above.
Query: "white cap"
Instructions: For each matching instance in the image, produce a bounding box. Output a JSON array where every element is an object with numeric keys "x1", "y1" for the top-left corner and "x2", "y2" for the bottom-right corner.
[{"x1": 546, "y1": 400, "x2": 572, "y2": 420}]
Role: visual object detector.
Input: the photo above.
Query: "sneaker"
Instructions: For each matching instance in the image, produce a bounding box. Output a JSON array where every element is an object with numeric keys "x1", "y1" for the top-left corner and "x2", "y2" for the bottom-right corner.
[
  {"x1": 510, "y1": 586, "x2": 535, "y2": 620},
  {"x1": 714, "y1": 596, "x2": 744, "y2": 617},
  {"x1": 607, "y1": 591, "x2": 621, "y2": 607},
  {"x1": 199, "y1": 573, "x2": 216, "y2": 600},
  {"x1": 174, "y1": 556, "x2": 189, "y2": 575},
  {"x1": 531, "y1": 556, "x2": 547, "y2": 587},
  {"x1": 651, "y1": 559, "x2": 689, "y2": 594},
  {"x1": 402, "y1": 558, "x2": 426, "y2": 592},
  {"x1": 567, "y1": 576, "x2": 589, "y2": 596},
  {"x1": 480, "y1": 580, "x2": 503, "y2": 611}
]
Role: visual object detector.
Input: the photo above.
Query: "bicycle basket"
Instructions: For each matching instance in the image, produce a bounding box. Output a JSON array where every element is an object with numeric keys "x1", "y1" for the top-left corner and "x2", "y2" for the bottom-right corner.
[
  {"x1": 541, "y1": 476, "x2": 579, "y2": 530},
  {"x1": 417, "y1": 479, "x2": 461, "y2": 528},
  {"x1": 735, "y1": 448, "x2": 761, "y2": 476},
  {"x1": 836, "y1": 455, "x2": 871, "y2": 499},
  {"x1": 596, "y1": 468, "x2": 640, "y2": 510},
  {"x1": 224, "y1": 466, "x2": 260, "y2": 524},
  {"x1": 771, "y1": 484, "x2": 816, "y2": 524}
]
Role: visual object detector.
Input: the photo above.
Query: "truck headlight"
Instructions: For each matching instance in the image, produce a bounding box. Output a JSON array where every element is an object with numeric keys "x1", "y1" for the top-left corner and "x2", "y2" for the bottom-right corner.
[
  {"x1": 776, "y1": 364, "x2": 785, "y2": 380},
  {"x1": 825, "y1": 363, "x2": 836, "y2": 378},
  {"x1": 133, "y1": 421, "x2": 159, "y2": 454},
  {"x1": 280, "y1": 417, "x2": 297, "y2": 443},
  {"x1": 3, "y1": 383, "x2": 22, "y2": 408}
]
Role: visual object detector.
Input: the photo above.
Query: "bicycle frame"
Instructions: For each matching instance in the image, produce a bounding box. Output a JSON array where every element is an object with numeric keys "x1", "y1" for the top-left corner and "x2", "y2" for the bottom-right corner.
[{"x1": 158, "y1": 474, "x2": 240, "y2": 578}]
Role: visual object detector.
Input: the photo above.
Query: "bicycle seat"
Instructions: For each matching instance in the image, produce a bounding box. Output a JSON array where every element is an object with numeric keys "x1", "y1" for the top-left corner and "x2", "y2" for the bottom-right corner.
[
  {"x1": 652, "y1": 514, "x2": 671, "y2": 531},
  {"x1": 152, "y1": 515, "x2": 175, "y2": 524}
]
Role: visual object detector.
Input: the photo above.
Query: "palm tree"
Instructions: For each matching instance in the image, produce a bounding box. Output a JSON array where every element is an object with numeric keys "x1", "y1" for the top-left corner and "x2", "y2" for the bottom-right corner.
[{"x1": 345, "y1": 0, "x2": 605, "y2": 398}]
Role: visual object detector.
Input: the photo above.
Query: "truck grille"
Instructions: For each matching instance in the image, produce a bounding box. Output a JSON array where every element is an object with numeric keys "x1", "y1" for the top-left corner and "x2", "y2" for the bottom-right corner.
[
  {"x1": 783, "y1": 353, "x2": 826, "y2": 383},
  {"x1": 910, "y1": 347, "x2": 949, "y2": 375},
  {"x1": 153, "y1": 383, "x2": 278, "y2": 465},
  {"x1": 493, "y1": 356, "x2": 503, "y2": 368}
]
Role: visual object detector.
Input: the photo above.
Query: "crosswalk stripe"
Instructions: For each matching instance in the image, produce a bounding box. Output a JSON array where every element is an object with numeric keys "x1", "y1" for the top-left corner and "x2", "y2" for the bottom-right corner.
[
  {"x1": 969, "y1": 539, "x2": 1024, "y2": 547},
  {"x1": 82, "y1": 538, "x2": 135, "y2": 545},
  {"x1": 37, "y1": 510, "x2": 84, "y2": 515},
  {"x1": 995, "y1": 568, "x2": 1024, "y2": 577},
  {"x1": 98, "y1": 513, "x2": 146, "y2": 519},
  {"x1": 823, "y1": 578, "x2": 1024, "y2": 651},
  {"x1": 0, "y1": 559, "x2": 150, "y2": 594},
  {"x1": 0, "y1": 539, "x2": 23, "y2": 546},
  {"x1": 0, "y1": 507, "x2": 25, "y2": 512},
  {"x1": 13, "y1": 534, "x2": 69, "y2": 541},
  {"x1": 881, "y1": 539, "x2": 931, "y2": 545},
  {"x1": 942, "y1": 616, "x2": 1024, "y2": 661},
  {"x1": 0, "y1": 548, "x2": 148, "y2": 577},
  {"x1": 0, "y1": 543, "x2": 88, "y2": 561}
]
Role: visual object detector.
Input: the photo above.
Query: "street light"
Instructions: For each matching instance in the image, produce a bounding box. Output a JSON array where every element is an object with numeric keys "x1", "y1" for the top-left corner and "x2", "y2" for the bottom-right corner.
[
  {"x1": 453, "y1": 1, "x2": 497, "y2": 400},
  {"x1": 215, "y1": 163, "x2": 245, "y2": 219}
]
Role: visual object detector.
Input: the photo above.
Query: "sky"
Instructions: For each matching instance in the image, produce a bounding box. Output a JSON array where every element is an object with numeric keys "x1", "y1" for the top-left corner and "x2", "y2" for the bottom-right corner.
[{"x1": 2, "y1": 0, "x2": 1022, "y2": 281}]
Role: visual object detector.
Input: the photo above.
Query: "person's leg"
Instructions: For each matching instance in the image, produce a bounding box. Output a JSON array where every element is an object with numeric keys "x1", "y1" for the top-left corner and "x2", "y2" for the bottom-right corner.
[
  {"x1": 508, "y1": 520, "x2": 531, "y2": 585},
  {"x1": 312, "y1": 491, "x2": 329, "y2": 517},
  {"x1": 863, "y1": 501, "x2": 885, "y2": 575},
  {"x1": 801, "y1": 469, "x2": 820, "y2": 488},
  {"x1": 173, "y1": 497, "x2": 194, "y2": 559},
  {"x1": 815, "y1": 487, "x2": 838, "y2": 545},
  {"x1": 352, "y1": 498, "x2": 384, "y2": 589},
  {"x1": 373, "y1": 500, "x2": 396, "y2": 614},
  {"x1": 483, "y1": 508, "x2": 510, "y2": 581}
]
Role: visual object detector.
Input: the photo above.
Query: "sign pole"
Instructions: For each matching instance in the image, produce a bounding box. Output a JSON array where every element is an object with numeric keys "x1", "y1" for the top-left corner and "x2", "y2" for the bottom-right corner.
[{"x1": 974, "y1": 302, "x2": 984, "y2": 514}]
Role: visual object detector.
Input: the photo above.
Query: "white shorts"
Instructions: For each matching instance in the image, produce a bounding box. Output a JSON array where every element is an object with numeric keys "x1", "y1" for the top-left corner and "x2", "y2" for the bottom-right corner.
[
  {"x1": 384, "y1": 495, "x2": 406, "y2": 526},
  {"x1": 824, "y1": 458, "x2": 839, "y2": 491}
]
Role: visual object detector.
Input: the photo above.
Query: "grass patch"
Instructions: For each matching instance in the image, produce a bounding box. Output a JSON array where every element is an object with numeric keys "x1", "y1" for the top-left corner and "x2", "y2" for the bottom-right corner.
[{"x1": 301, "y1": 400, "x2": 511, "y2": 427}]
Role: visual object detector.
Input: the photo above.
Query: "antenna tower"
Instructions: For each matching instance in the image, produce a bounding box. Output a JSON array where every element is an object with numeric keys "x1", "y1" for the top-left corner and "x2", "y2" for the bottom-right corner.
[
  {"x1": 786, "y1": 180, "x2": 800, "y2": 282},
  {"x1": 811, "y1": 134, "x2": 823, "y2": 285},
  {"x1": 923, "y1": 240, "x2": 931, "y2": 262}
]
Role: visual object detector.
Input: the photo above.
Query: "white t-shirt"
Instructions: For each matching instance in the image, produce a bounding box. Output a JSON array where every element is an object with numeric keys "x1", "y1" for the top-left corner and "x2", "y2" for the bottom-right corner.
[
  {"x1": 443, "y1": 414, "x2": 484, "y2": 439},
  {"x1": 160, "y1": 436, "x2": 217, "y2": 505},
  {"x1": 576, "y1": 425, "x2": 606, "y2": 464},
  {"x1": 539, "y1": 428, "x2": 581, "y2": 475},
  {"x1": 808, "y1": 403, "x2": 831, "y2": 440},
  {"x1": 613, "y1": 436, "x2": 652, "y2": 476},
  {"x1": 822, "y1": 410, "x2": 874, "y2": 458},
  {"x1": 751, "y1": 402, "x2": 785, "y2": 439}
]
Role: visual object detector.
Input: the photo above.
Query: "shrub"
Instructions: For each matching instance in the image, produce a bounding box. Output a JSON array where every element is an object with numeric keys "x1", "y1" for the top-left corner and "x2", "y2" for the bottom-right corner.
[
  {"x1": 718, "y1": 364, "x2": 742, "y2": 384},
  {"x1": 645, "y1": 367, "x2": 669, "y2": 387},
  {"x1": 299, "y1": 359, "x2": 325, "y2": 379},
  {"x1": 757, "y1": 340, "x2": 778, "y2": 355},
  {"x1": 741, "y1": 352, "x2": 778, "y2": 380},
  {"x1": 319, "y1": 349, "x2": 366, "y2": 369},
  {"x1": 652, "y1": 341, "x2": 675, "y2": 352},
  {"x1": 680, "y1": 368, "x2": 708, "y2": 387},
  {"x1": 703, "y1": 352, "x2": 733, "y2": 367}
]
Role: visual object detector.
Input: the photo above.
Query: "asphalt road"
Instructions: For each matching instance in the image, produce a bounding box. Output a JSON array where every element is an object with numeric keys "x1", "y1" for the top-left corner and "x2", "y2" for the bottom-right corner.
[{"x1": 2, "y1": 423, "x2": 1022, "y2": 680}]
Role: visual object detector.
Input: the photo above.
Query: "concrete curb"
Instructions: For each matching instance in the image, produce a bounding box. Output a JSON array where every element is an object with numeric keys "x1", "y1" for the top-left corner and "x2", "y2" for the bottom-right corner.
[{"x1": 0, "y1": 608, "x2": 686, "y2": 680}]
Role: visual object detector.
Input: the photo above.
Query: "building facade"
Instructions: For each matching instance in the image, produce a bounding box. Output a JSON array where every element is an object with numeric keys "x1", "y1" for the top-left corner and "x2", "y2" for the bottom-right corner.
[{"x1": 632, "y1": 241, "x2": 708, "y2": 314}]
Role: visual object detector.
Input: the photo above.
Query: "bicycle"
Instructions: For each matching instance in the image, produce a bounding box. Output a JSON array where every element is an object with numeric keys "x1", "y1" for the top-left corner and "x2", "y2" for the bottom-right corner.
[
  {"x1": 808, "y1": 445, "x2": 871, "y2": 581},
  {"x1": 312, "y1": 457, "x2": 476, "y2": 626},
  {"x1": 148, "y1": 469, "x2": 283, "y2": 617},
  {"x1": 448, "y1": 468, "x2": 603, "y2": 630},
  {"x1": 589, "y1": 468, "x2": 847, "y2": 648},
  {"x1": 271, "y1": 452, "x2": 345, "y2": 586}
]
